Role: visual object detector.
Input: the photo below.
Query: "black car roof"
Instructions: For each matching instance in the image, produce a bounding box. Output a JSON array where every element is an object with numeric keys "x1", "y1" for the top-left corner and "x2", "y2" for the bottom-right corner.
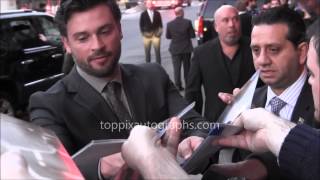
[
  {"x1": 201, "y1": 0, "x2": 236, "y2": 20},
  {"x1": 0, "y1": 9, "x2": 53, "y2": 19}
]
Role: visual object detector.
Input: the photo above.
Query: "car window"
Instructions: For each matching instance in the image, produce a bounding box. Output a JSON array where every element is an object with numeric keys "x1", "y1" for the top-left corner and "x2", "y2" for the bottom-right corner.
[
  {"x1": 11, "y1": 20, "x2": 38, "y2": 42},
  {"x1": 0, "y1": 21, "x2": 20, "y2": 57},
  {"x1": 35, "y1": 16, "x2": 61, "y2": 46},
  {"x1": 8, "y1": 18, "x2": 45, "y2": 49},
  {"x1": 202, "y1": 0, "x2": 236, "y2": 19}
]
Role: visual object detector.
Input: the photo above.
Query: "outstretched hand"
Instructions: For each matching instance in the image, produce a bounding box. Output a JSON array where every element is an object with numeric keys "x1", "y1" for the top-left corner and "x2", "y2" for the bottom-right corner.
[{"x1": 215, "y1": 108, "x2": 296, "y2": 156}]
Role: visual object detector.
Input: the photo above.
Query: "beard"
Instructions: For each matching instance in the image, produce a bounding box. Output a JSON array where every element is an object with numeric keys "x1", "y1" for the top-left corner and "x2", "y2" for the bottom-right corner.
[
  {"x1": 74, "y1": 46, "x2": 121, "y2": 77},
  {"x1": 223, "y1": 34, "x2": 240, "y2": 46}
]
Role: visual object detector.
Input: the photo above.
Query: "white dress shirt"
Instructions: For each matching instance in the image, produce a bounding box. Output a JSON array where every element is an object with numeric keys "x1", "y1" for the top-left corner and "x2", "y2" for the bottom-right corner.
[
  {"x1": 265, "y1": 68, "x2": 308, "y2": 121},
  {"x1": 147, "y1": 9, "x2": 153, "y2": 22}
]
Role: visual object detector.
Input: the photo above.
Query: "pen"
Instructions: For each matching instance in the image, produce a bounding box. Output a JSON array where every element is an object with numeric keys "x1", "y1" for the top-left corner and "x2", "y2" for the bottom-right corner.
[{"x1": 155, "y1": 102, "x2": 195, "y2": 140}]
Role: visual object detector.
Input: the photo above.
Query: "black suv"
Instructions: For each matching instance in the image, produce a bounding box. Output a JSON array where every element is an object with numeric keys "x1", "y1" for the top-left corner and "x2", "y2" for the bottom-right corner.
[
  {"x1": 194, "y1": 0, "x2": 236, "y2": 44},
  {"x1": 0, "y1": 10, "x2": 64, "y2": 116}
]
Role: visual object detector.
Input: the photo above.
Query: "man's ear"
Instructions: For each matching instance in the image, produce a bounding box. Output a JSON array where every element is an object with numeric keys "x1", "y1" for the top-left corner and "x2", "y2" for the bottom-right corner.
[
  {"x1": 62, "y1": 36, "x2": 72, "y2": 54},
  {"x1": 214, "y1": 21, "x2": 218, "y2": 32},
  {"x1": 297, "y1": 42, "x2": 308, "y2": 65}
]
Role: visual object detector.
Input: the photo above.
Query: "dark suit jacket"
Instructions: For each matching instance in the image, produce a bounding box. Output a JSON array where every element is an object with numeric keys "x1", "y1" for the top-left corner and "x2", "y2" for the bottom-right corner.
[
  {"x1": 279, "y1": 124, "x2": 320, "y2": 180},
  {"x1": 185, "y1": 37, "x2": 255, "y2": 122},
  {"x1": 249, "y1": 81, "x2": 317, "y2": 180},
  {"x1": 139, "y1": 10, "x2": 163, "y2": 38},
  {"x1": 29, "y1": 63, "x2": 206, "y2": 179},
  {"x1": 166, "y1": 16, "x2": 195, "y2": 55},
  {"x1": 210, "y1": 80, "x2": 317, "y2": 180},
  {"x1": 252, "y1": 82, "x2": 316, "y2": 125}
]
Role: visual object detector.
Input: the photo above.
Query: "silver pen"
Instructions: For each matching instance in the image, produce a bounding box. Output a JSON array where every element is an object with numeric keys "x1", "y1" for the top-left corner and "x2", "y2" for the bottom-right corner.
[{"x1": 155, "y1": 102, "x2": 196, "y2": 140}]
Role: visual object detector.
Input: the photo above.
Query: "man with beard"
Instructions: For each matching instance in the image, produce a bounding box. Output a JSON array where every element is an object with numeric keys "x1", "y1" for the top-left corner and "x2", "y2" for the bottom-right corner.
[
  {"x1": 28, "y1": 0, "x2": 206, "y2": 179},
  {"x1": 185, "y1": 5, "x2": 255, "y2": 122}
]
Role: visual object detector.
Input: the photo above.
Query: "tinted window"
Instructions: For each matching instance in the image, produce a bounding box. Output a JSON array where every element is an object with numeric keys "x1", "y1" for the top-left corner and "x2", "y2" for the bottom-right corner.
[
  {"x1": 8, "y1": 18, "x2": 44, "y2": 49},
  {"x1": 0, "y1": 20, "x2": 20, "y2": 58},
  {"x1": 35, "y1": 16, "x2": 61, "y2": 46},
  {"x1": 202, "y1": 0, "x2": 236, "y2": 19}
]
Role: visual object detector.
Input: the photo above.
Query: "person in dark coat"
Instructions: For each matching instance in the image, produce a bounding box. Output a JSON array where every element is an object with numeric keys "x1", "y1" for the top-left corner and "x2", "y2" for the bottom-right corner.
[
  {"x1": 185, "y1": 5, "x2": 255, "y2": 122},
  {"x1": 166, "y1": 7, "x2": 195, "y2": 91}
]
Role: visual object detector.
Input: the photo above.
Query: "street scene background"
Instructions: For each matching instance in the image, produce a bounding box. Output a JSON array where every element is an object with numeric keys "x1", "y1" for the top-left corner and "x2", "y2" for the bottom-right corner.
[{"x1": 119, "y1": 2, "x2": 201, "y2": 86}]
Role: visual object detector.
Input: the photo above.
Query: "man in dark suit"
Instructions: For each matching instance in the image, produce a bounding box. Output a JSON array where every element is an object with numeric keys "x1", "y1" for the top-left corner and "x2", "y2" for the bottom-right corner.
[
  {"x1": 166, "y1": 7, "x2": 195, "y2": 91},
  {"x1": 28, "y1": 0, "x2": 206, "y2": 179},
  {"x1": 185, "y1": 5, "x2": 255, "y2": 122},
  {"x1": 139, "y1": 0, "x2": 163, "y2": 64},
  {"x1": 214, "y1": 7, "x2": 318, "y2": 180}
]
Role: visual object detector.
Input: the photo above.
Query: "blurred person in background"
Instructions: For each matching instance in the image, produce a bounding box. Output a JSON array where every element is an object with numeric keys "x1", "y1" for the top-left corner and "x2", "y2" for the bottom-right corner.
[
  {"x1": 139, "y1": 0, "x2": 163, "y2": 64},
  {"x1": 166, "y1": 7, "x2": 195, "y2": 91}
]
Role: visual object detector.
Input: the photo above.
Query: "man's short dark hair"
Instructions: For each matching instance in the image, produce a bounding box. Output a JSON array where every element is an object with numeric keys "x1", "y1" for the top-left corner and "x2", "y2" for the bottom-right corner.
[
  {"x1": 252, "y1": 6, "x2": 306, "y2": 47},
  {"x1": 55, "y1": 0, "x2": 121, "y2": 37}
]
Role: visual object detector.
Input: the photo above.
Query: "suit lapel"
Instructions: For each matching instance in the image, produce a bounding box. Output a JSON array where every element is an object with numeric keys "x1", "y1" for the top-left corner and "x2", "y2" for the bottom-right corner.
[
  {"x1": 121, "y1": 65, "x2": 147, "y2": 123},
  {"x1": 144, "y1": 11, "x2": 152, "y2": 24},
  {"x1": 63, "y1": 68, "x2": 118, "y2": 123},
  {"x1": 252, "y1": 82, "x2": 315, "y2": 125},
  {"x1": 252, "y1": 86, "x2": 268, "y2": 108},
  {"x1": 291, "y1": 80, "x2": 315, "y2": 124}
]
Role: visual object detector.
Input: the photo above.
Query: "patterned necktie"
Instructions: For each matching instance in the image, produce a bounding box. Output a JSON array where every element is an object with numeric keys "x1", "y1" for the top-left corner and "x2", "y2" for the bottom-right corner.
[
  {"x1": 269, "y1": 97, "x2": 287, "y2": 116},
  {"x1": 104, "y1": 81, "x2": 132, "y2": 123}
]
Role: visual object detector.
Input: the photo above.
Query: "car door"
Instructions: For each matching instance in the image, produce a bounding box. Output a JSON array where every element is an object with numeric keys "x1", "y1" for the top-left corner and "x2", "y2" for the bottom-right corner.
[{"x1": 5, "y1": 15, "x2": 64, "y2": 96}]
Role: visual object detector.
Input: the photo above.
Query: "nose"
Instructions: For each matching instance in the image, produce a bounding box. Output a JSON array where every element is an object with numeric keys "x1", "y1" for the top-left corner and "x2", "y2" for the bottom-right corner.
[
  {"x1": 91, "y1": 35, "x2": 105, "y2": 52},
  {"x1": 228, "y1": 19, "x2": 235, "y2": 27},
  {"x1": 255, "y1": 49, "x2": 271, "y2": 67}
]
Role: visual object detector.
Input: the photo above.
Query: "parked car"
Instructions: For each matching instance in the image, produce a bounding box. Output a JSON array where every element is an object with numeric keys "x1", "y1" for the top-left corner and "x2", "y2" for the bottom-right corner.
[
  {"x1": 0, "y1": 9, "x2": 64, "y2": 117},
  {"x1": 194, "y1": 0, "x2": 236, "y2": 44},
  {"x1": 124, "y1": 0, "x2": 143, "y2": 9}
]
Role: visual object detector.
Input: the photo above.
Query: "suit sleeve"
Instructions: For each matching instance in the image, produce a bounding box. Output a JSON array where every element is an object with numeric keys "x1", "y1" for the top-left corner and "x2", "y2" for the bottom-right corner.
[
  {"x1": 158, "y1": 11, "x2": 163, "y2": 28},
  {"x1": 139, "y1": 12, "x2": 146, "y2": 34},
  {"x1": 28, "y1": 92, "x2": 76, "y2": 155},
  {"x1": 166, "y1": 23, "x2": 171, "y2": 39},
  {"x1": 155, "y1": 11, "x2": 163, "y2": 37},
  {"x1": 279, "y1": 124, "x2": 320, "y2": 180},
  {"x1": 185, "y1": 50, "x2": 203, "y2": 115},
  {"x1": 188, "y1": 20, "x2": 195, "y2": 38}
]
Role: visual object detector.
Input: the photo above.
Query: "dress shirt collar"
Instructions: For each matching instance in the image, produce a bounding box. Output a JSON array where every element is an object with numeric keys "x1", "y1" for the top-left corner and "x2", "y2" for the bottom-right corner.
[
  {"x1": 76, "y1": 65, "x2": 122, "y2": 93},
  {"x1": 266, "y1": 68, "x2": 308, "y2": 109}
]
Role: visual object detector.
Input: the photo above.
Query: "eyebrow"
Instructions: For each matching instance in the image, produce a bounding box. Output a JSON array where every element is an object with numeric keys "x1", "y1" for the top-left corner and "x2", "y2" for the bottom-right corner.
[
  {"x1": 71, "y1": 24, "x2": 113, "y2": 39},
  {"x1": 250, "y1": 43, "x2": 282, "y2": 47}
]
